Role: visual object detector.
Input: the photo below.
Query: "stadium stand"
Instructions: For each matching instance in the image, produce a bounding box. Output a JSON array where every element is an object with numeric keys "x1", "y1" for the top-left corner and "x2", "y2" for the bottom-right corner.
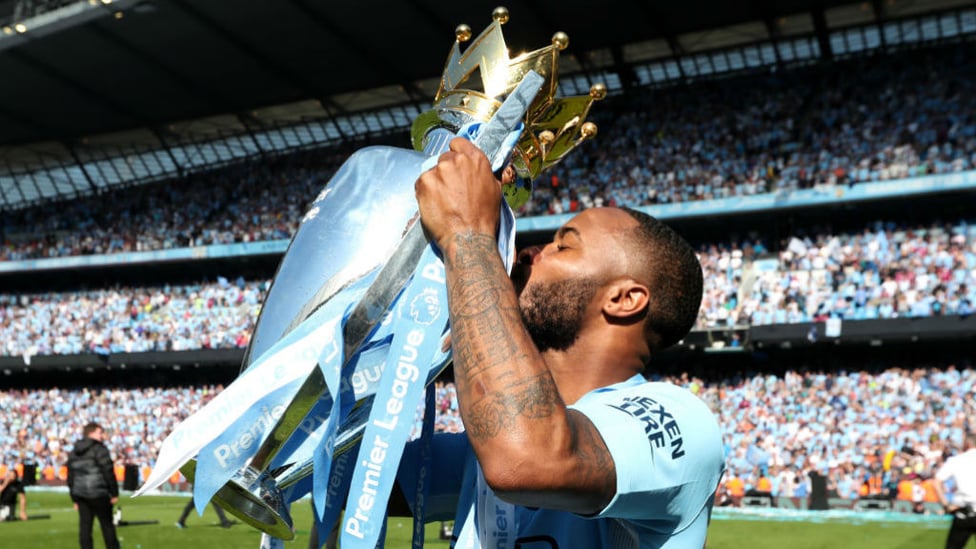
[
  {"x1": 1, "y1": 365, "x2": 972, "y2": 511},
  {"x1": 528, "y1": 43, "x2": 976, "y2": 216},
  {"x1": 0, "y1": 151, "x2": 349, "y2": 261},
  {"x1": 2, "y1": 215, "x2": 973, "y2": 358},
  {"x1": 0, "y1": 278, "x2": 263, "y2": 357},
  {"x1": 1, "y1": 0, "x2": 974, "y2": 522},
  {"x1": 1, "y1": 44, "x2": 975, "y2": 260}
]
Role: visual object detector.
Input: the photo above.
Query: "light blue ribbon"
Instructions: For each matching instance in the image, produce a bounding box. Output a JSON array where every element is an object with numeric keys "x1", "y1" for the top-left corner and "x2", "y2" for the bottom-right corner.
[
  {"x1": 339, "y1": 247, "x2": 448, "y2": 548},
  {"x1": 264, "y1": 330, "x2": 393, "y2": 476},
  {"x1": 190, "y1": 292, "x2": 356, "y2": 512},
  {"x1": 317, "y1": 439, "x2": 358, "y2": 543},
  {"x1": 192, "y1": 381, "x2": 304, "y2": 515}
]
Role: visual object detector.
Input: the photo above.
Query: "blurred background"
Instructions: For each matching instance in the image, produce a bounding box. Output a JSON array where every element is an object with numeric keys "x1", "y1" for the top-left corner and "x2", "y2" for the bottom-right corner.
[{"x1": 0, "y1": 0, "x2": 973, "y2": 547}]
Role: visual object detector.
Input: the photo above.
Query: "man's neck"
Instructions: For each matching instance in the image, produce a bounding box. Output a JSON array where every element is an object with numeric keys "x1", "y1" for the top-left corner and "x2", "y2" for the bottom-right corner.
[{"x1": 543, "y1": 347, "x2": 642, "y2": 405}]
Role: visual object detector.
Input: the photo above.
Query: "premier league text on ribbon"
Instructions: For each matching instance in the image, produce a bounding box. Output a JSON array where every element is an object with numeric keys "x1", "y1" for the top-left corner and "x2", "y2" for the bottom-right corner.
[
  {"x1": 213, "y1": 405, "x2": 287, "y2": 468},
  {"x1": 344, "y1": 262, "x2": 444, "y2": 540}
]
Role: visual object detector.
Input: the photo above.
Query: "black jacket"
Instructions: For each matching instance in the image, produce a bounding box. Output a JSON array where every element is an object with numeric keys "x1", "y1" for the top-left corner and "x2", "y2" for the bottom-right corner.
[{"x1": 67, "y1": 437, "x2": 118, "y2": 501}]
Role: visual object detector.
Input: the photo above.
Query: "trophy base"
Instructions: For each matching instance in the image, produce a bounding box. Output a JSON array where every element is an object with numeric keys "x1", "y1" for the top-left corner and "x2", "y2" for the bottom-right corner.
[{"x1": 180, "y1": 461, "x2": 295, "y2": 540}]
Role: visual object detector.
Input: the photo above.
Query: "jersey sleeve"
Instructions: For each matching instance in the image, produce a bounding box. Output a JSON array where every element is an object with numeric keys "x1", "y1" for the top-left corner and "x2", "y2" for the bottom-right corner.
[{"x1": 569, "y1": 381, "x2": 726, "y2": 531}]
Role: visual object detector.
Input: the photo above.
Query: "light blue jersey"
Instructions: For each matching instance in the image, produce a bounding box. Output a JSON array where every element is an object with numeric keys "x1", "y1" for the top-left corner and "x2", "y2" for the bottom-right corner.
[{"x1": 398, "y1": 375, "x2": 726, "y2": 548}]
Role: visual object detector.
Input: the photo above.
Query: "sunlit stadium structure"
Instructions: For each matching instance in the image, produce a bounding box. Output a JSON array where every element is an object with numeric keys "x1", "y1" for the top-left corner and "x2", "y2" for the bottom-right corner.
[{"x1": 1, "y1": 0, "x2": 974, "y2": 534}]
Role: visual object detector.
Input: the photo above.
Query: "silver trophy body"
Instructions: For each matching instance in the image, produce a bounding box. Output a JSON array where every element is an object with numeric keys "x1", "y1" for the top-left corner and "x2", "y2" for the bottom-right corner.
[
  {"x1": 189, "y1": 72, "x2": 544, "y2": 538},
  {"x1": 183, "y1": 145, "x2": 440, "y2": 539}
]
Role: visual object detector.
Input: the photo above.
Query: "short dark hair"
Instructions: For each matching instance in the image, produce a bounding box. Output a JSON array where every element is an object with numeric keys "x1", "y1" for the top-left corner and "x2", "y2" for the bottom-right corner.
[
  {"x1": 621, "y1": 207, "x2": 703, "y2": 352},
  {"x1": 82, "y1": 422, "x2": 103, "y2": 437}
]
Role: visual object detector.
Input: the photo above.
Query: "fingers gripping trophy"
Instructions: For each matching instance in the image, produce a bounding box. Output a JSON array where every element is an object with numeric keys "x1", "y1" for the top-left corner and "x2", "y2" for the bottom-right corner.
[{"x1": 134, "y1": 6, "x2": 604, "y2": 545}]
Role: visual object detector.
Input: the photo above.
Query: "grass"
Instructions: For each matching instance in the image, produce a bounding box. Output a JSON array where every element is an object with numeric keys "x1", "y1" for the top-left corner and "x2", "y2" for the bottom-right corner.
[
  {"x1": 2, "y1": 491, "x2": 953, "y2": 548},
  {"x1": 707, "y1": 519, "x2": 948, "y2": 549},
  {"x1": 4, "y1": 491, "x2": 448, "y2": 549}
]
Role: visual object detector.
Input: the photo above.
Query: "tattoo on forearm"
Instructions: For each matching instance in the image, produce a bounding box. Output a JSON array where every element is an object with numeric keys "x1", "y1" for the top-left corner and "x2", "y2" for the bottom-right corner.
[
  {"x1": 447, "y1": 232, "x2": 521, "y2": 376},
  {"x1": 464, "y1": 373, "x2": 560, "y2": 440},
  {"x1": 449, "y1": 232, "x2": 499, "y2": 272}
]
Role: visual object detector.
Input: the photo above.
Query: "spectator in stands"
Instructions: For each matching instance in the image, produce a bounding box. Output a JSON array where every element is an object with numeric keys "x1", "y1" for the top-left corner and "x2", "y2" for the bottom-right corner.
[
  {"x1": 0, "y1": 278, "x2": 263, "y2": 358},
  {"x1": 2, "y1": 215, "x2": 972, "y2": 361},
  {"x1": 0, "y1": 385, "x2": 221, "y2": 475},
  {"x1": 67, "y1": 422, "x2": 120, "y2": 549}
]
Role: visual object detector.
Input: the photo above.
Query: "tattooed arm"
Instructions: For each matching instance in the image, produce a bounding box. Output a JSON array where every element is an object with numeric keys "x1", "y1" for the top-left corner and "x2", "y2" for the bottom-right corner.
[{"x1": 415, "y1": 137, "x2": 615, "y2": 514}]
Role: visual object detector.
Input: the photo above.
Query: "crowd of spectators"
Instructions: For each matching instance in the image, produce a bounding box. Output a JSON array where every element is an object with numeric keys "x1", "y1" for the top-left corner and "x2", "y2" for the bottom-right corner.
[
  {"x1": 682, "y1": 365, "x2": 976, "y2": 508},
  {"x1": 0, "y1": 277, "x2": 264, "y2": 358},
  {"x1": 0, "y1": 150, "x2": 349, "y2": 261},
  {"x1": 1, "y1": 365, "x2": 971, "y2": 510},
  {"x1": 2, "y1": 215, "x2": 973, "y2": 358},
  {"x1": 2, "y1": 44, "x2": 975, "y2": 261},
  {"x1": 0, "y1": 381, "x2": 455, "y2": 485},
  {"x1": 698, "y1": 218, "x2": 976, "y2": 328},
  {"x1": 0, "y1": 385, "x2": 222, "y2": 477},
  {"x1": 524, "y1": 43, "x2": 976, "y2": 215}
]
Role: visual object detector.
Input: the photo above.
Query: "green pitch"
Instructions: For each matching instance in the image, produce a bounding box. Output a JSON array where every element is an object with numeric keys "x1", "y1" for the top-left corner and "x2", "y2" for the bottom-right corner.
[
  {"x1": 4, "y1": 491, "x2": 448, "y2": 549},
  {"x1": 1, "y1": 491, "x2": 951, "y2": 548}
]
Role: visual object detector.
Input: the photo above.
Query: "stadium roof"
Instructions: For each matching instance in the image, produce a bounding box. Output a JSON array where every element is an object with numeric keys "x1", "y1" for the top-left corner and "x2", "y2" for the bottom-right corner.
[
  {"x1": 0, "y1": 0, "x2": 971, "y2": 209},
  {"x1": 1, "y1": 0, "x2": 946, "y2": 147}
]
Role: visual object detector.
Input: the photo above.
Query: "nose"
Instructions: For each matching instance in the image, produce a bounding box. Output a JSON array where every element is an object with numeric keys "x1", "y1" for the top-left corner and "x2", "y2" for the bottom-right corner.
[{"x1": 518, "y1": 245, "x2": 543, "y2": 266}]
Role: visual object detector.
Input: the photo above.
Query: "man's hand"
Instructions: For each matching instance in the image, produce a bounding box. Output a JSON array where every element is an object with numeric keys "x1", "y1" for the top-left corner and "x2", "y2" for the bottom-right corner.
[
  {"x1": 18, "y1": 510, "x2": 27, "y2": 521},
  {"x1": 415, "y1": 137, "x2": 502, "y2": 254},
  {"x1": 110, "y1": 496, "x2": 119, "y2": 505},
  {"x1": 73, "y1": 503, "x2": 78, "y2": 511}
]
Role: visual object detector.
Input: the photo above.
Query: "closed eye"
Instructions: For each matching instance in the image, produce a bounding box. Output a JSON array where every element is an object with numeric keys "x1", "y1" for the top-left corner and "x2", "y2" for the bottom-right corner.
[{"x1": 554, "y1": 226, "x2": 581, "y2": 252}]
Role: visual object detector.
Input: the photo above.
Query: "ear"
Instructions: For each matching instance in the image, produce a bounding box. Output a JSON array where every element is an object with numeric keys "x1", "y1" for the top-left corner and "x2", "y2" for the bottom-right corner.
[{"x1": 602, "y1": 278, "x2": 650, "y2": 319}]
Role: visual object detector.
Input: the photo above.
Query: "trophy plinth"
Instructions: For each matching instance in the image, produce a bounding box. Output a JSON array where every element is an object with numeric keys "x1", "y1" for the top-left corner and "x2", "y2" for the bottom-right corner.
[{"x1": 182, "y1": 461, "x2": 294, "y2": 540}]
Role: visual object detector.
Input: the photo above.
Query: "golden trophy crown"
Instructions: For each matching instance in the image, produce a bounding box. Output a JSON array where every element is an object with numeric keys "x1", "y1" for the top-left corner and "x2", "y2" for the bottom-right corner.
[{"x1": 411, "y1": 6, "x2": 605, "y2": 199}]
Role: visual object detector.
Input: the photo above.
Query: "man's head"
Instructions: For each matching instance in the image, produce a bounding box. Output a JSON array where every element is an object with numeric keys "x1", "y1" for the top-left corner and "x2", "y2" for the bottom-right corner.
[
  {"x1": 83, "y1": 422, "x2": 105, "y2": 442},
  {"x1": 513, "y1": 207, "x2": 702, "y2": 358},
  {"x1": 620, "y1": 207, "x2": 704, "y2": 351}
]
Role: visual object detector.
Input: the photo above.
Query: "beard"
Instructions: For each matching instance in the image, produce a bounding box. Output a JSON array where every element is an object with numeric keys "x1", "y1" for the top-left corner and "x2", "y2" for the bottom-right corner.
[{"x1": 519, "y1": 277, "x2": 600, "y2": 352}]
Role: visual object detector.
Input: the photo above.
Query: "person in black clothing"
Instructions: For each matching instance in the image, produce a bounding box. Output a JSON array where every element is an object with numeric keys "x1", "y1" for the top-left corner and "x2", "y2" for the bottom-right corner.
[
  {"x1": 175, "y1": 495, "x2": 234, "y2": 528},
  {"x1": 0, "y1": 470, "x2": 27, "y2": 521},
  {"x1": 67, "y1": 422, "x2": 120, "y2": 549}
]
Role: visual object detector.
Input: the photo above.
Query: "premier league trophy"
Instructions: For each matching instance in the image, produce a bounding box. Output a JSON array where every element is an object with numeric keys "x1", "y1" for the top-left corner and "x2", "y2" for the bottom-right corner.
[{"x1": 136, "y1": 6, "x2": 604, "y2": 547}]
